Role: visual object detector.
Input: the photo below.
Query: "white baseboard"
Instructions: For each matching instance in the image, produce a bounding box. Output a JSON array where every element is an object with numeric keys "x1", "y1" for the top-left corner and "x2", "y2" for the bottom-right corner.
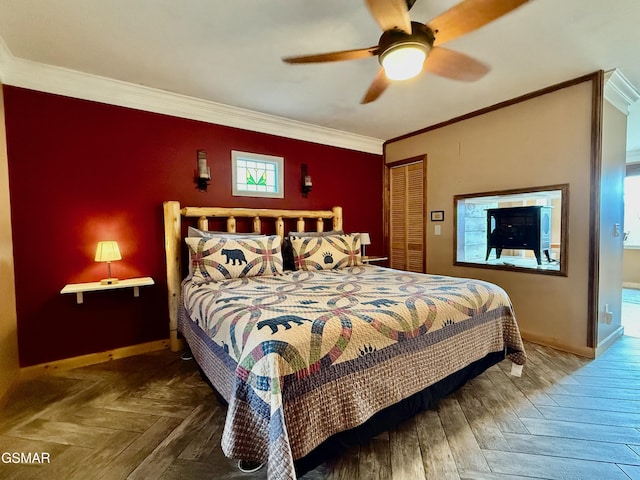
[
  {"x1": 595, "y1": 326, "x2": 625, "y2": 357},
  {"x1": 623, "y1": 282, "x2": 640, "y2": 289}
]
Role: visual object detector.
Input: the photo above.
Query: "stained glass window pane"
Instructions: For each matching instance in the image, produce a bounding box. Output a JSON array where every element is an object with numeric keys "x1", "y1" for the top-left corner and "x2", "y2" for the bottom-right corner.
[{"x1": 232, "y1": 151, "x2": 284, "y2": 198}]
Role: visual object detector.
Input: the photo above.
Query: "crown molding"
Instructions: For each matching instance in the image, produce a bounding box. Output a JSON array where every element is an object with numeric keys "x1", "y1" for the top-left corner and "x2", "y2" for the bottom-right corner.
[
  {"x1": 0, "y1": 37, "x2": 383, "y2": 154},
  {"x1": 604, "y1": 68, "x2": 640, "y2": 115}
]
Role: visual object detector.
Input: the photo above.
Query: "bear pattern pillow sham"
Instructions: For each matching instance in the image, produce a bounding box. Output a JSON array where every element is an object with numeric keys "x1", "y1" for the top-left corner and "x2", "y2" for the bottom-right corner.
[{"x1": 186, "y1": 235, "x2": 283, "y2": 283}]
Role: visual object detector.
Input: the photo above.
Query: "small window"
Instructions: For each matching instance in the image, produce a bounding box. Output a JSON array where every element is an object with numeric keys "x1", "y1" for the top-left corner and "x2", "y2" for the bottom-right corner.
[{"x1": 232, "y1": 150, "x2": 284, "y2": 198}]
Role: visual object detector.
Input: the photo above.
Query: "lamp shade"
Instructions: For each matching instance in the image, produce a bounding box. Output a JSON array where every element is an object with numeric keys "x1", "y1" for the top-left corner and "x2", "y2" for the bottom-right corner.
[
  {"x1": 380, "y1": 44, "x2": 427, "y2": 81},
  {"x1": 95, "y1": 241, "x2": 122, "y2": 262},
  {"x1": 360, "y1": 233, "x2": 371, "y2": 246}
]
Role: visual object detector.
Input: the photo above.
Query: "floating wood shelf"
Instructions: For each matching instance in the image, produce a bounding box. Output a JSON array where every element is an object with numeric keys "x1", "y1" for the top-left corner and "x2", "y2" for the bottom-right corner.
[{"x1": 61, "y1": 277, "x2": 155, "y2": 304}]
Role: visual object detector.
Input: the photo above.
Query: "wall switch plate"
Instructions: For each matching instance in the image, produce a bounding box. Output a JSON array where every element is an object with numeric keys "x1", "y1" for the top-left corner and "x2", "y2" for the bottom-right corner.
[
  {"x1": 614, "y1": 223, "x2": 621, "y2": 237},
  {"x1": 434, "y1": 225, "x2": 441, "y2": 236}
]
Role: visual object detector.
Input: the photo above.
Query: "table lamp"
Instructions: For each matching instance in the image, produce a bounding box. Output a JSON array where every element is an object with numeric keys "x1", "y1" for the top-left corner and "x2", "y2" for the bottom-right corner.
[
  {"x1": 360, "y1": 232, "x2": 371, "y2": 257},
  {"x1": 95, "y1": 241, "x2": 122, "y2": 284}
]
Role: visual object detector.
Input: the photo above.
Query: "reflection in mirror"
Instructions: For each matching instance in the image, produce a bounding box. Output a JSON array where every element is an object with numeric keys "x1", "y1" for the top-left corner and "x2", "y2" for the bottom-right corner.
[{"x1": 454, "y1": 184, "x2": 568, "y2": 276}]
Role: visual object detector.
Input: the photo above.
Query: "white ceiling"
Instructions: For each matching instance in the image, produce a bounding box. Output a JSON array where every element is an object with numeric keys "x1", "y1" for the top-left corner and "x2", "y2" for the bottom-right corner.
[{"x1": 1, "y1": 0, "x2": 640, "y2": 153}]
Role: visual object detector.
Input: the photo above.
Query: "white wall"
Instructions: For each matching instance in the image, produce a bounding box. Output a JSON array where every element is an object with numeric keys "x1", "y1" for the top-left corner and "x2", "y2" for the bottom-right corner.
[
  {"x1": 0, "y1": 84, "x2": 19, "y2": 400},
  {"x1": 598, "y1": 100, "x2": 627, "y2": 345},
  {"x1": 386, "y1": 79, "x2": 595, "y2": 356}
]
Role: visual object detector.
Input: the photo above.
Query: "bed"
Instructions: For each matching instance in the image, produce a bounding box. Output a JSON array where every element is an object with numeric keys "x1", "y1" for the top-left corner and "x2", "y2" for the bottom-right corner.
[{"x1": 163, "y1": 201, "x2": 526, "y2": 480}]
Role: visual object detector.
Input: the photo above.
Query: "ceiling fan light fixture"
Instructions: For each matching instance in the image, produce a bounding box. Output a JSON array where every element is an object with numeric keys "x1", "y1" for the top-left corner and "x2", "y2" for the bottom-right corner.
[{"x1": 380, "y1": 43, "x2": 428, "y2": 81}]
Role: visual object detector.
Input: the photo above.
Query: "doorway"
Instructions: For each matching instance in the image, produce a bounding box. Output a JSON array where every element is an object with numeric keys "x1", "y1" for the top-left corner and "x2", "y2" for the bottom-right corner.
[{"x1": 386, "y1": 156, "x2": 426, "y2": 273}]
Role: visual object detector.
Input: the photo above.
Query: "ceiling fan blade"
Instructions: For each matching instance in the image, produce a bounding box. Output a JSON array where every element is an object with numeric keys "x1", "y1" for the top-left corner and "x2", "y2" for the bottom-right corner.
[
  {"x1": 424, "y1": 47, "x2": 489, "y2": 82},
  {"x1": 428, "y1": 0, "x2": 529, "y2": 46},
  {"x1": 361, "y1": 68, "x2": 391, "y2": 104},
  {"x1": 283, "y1": 46, "x2": 378, "y2": 64},
  {"x1": 365, "y1": 0, "x2": 412, "y2": 34}
]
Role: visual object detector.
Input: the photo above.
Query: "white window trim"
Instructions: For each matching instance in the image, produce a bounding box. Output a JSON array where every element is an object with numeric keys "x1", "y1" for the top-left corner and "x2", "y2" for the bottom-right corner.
[{"x1": 232, "y1": 150, "x2": 284, "y2": 199}]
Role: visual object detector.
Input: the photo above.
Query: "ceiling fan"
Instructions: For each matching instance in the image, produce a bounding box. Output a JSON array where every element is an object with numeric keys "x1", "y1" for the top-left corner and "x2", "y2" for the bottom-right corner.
[{"x1": 283, "y1": 0, "x2": 529, "y2": 104}]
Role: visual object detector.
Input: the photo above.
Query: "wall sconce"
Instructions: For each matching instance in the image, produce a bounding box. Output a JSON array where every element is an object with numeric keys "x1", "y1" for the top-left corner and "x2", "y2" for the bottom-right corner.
[
  {"x1": 95, "y1": 241, "x2": 121, "y2": 284},
  {"x1": 301, "y1": 164, "x2": 312, "y2": 197},
  {"x1": 194, "y1": 149, "x2": 211, "y2": 192},
  {"x1": 360, "y1": 232, "x2": 371, "y2": 257}
]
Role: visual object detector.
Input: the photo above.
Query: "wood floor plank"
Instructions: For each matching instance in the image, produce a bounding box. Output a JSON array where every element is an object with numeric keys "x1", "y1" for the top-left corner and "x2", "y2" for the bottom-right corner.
[
  {"x1": 520, "y1": 417, "x2": 640, "y2": 444},
  {"x1": 482, "y1": 450, "x2": 630, "y2": 479},
  {"x1": 619, "y1": 463, "x2": 640, "y2": 480},
  {"x1": 100, "y1": 395, "x2": 195, "y2": 419},
  {"x1": 11, "y1": 444, "x2": 91, "y2": 480},
  {"x1": 437, "y1": 396, "x2": 490, "y2": 473},
  {"x1": 536, "y1": 404, "x2": 640, "y2": 428},
  {"x1": 548, "y1": 393, "x2": 640, "y2": 414},
  {"x1": 389, "y1": 417, "x2": 425, "y2": 480},
  {"x1": 127, "y1": 404, "x2": 218, "y2": 480},
  {"x1": 469, "y1": 377, "x2": 529, "y2": 433},
  {"x1": 43, "y1": 405, "x2": 159, "y2": 433},
  {"x1": 358, "y1": 437, "x2": 392, "y2": 480},
  {"x1": 414, "y1": 409, "x2": 460, "y2": 480},
  {"x1": 495, "y1": 363, "x2": 558, "y2": 407},
  {"x1": 327, "y1": 446, "x2": 359, "y2": 480},
  {"x1": 6, "y1": 418, "x2": 117, "y2": 448},
  {"x1": 459, "y1": 471, "x2": 548, "y2": 480},
  {"x1": 455, "y1": 383, "x2": 510, "y2": 451},
  {"x1": 63, "y1": 430, "x2": 140, "y2": 480},
  {"x1": 94, "y1": 416, "x2": 183, "y2": 480},
  {"x1": 546, "y1": 382, "x2": 640, "y2": 401},
  {"x1": 501, "y1": 431, "x2": 640, "y2": 465},
  {"x1": 0, "y1": 436, "x2": 72, "y2": 480},
  {"x1": 177, "y1": 404, "x2": 223, "y2": 462},
  {"x1": 570, "y1": 364, "x2": 640, "y2": 379},
  {"x1": 160, "y1": 457, "x2": 267, "y2": 479},
  {"x1": 484, "y1": 369, "x2": 543, "y2": 419},
  {"x1": 570, "y1": 374, "x2": 640, "y2": 388}
]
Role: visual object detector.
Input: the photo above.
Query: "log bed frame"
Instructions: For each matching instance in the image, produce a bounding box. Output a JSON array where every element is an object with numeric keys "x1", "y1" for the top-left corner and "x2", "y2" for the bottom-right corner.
[
  {"x1": 162, "y1": 201, "x2": 343, "y2": 352},
  {"x1": 162, "y1": 201, "x2": 511, "y2": 476}
]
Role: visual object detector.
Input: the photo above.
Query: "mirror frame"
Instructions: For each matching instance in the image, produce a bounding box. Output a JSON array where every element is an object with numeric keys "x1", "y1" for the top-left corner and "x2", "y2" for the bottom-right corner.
[{"x1": 453, "y1": 184, "x2": 569, "y2": 276}]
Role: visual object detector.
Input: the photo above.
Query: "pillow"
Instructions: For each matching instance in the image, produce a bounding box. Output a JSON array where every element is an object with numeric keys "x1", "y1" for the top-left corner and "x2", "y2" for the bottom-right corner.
[
  {"x1": 290, "y1": 233, "x2": 361, "y2": 271},
  {"x1": 185, "y1": 235, "x2": 283, "y2": 283},
  {"x1": 283, "y1": 230, "x2": 344, "y2": 271},
  {"x1": 185, "y1": 228, "x2": 267, "y2": 279}
]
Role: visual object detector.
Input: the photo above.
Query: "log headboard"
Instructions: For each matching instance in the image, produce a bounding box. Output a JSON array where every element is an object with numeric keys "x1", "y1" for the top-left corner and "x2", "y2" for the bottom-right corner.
[{"x1": 163, "y1": 201, "x2": 343, "y2": 351}]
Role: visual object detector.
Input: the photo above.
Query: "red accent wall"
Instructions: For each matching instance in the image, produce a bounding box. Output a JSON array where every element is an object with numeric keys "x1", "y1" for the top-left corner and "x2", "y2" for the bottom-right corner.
[{"x1": 3, "y1": 86, "x2": 383, "y2": 367}]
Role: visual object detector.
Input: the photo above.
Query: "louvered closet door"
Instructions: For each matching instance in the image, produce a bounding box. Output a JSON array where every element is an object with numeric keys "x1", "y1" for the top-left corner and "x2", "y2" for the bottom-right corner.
[{"x1": 389, "y1": 162, "x2": 424, "y2": 272}]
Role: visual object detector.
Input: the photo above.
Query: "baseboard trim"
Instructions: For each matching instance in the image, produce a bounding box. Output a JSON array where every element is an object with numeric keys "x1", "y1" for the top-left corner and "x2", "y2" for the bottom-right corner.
[
  {"x1": 20, "y1": 339, "x2": 170, "y2": 380},
  {"x1": 595, "y1": 326, "x2": 625, "y2": 357},
  {"x1": 520, "y1": 330, "x2": 595, "y2": 359},
  {"x1": 623, "y1": 282, "x2": 640, "y2": 289}
]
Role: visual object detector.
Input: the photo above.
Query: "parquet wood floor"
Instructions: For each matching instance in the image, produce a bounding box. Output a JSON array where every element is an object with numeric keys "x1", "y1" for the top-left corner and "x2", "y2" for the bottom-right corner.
[{"x1": 1, "y1": 337, "x2": 640, "y2": 479}]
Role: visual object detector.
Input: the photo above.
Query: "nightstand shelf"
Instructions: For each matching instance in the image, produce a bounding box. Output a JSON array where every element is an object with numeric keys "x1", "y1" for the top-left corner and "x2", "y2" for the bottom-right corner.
[
  {"x1": 61, "y1": 277, "x2": 154, "y2": 304},
  {"x1": 362, "y1": 256, "x2": 388, "y2": 264}
]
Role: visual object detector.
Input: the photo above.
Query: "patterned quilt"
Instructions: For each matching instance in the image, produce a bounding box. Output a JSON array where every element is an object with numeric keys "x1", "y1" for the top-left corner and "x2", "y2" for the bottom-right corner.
[{"x1": 180, "y1": 265, "x2": 526, "y2": 480}]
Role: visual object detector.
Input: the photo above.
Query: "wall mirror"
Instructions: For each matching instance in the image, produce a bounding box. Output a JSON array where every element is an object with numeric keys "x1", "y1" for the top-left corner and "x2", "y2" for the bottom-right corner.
[{"x1": 454, "y1": 184, "x2": 568, "y2": 276}]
